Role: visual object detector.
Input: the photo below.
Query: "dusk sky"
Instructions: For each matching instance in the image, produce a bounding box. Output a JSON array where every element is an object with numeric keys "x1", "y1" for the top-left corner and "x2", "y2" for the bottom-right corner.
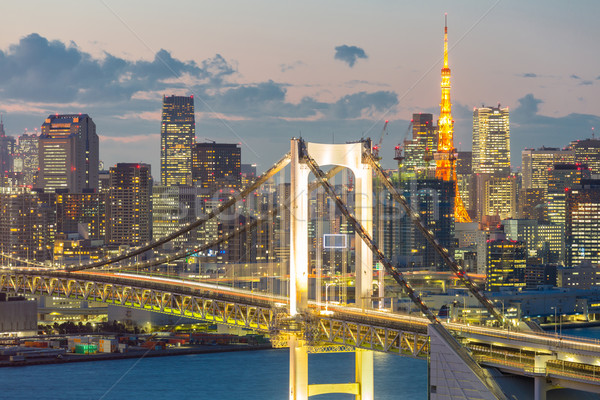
[{"x1": 0, "y1": 0, "x2": 599, "y2": 173}]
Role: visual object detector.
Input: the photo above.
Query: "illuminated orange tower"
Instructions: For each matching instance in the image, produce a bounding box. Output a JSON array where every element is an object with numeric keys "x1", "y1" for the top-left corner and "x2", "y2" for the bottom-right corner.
[{"x1": 435, "y1": 15, "x2": 471, "y2": 223}]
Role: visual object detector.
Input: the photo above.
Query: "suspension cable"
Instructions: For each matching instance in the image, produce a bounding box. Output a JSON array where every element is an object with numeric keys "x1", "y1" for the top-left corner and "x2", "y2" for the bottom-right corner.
[
  {"x1": 364, "y1": 152, "x2": 504, "y2": 325},
  {"x1": 66, "y1": 153, "x2": 292, "y2": 272},
  {"x1": 299, "y1": 141, "x2": 441, "y2": 325}
]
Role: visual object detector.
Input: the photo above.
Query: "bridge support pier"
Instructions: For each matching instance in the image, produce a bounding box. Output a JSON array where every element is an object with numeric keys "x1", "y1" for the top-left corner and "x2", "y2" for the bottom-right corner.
[
  {"x1": 533, "y1": 376, "x2": 548, "y2": 400},
  {"x1": 289, "y1": 338, "x2": 374, "y2": 400}
]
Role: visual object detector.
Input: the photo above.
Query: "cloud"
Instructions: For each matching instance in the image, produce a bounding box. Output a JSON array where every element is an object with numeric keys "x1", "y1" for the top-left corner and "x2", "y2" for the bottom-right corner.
[
  {"x1": 521, "y1": 73, "x2": 537, "y2": 78},
  {"x1": 510, "y1": 93, "x2": 600, "y2": 167},
  {"x1": 0, "y1": 33, "x2": 235, "y2": 103},
  {"x1": 334, "y1": 45, "x2": 368, "y2": 67},
  {"x1": 280, "y1": 61, "x2": 304, "y2": 73},
  {"x1": 570, "y1": 74, "x2": 581, "y2": 80},
  {"x1": 581, "y1": 80, "x2": 593, "y2": 86}
]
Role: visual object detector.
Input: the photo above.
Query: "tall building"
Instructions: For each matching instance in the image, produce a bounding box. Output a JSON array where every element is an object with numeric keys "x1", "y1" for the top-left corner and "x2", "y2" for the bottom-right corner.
[
  {"x1": 191, "y1": 142, "x2": 241, "y2": 190},
  {"x1": 37, "y1": 114, "x2": 99, "y2": 192},
  {"x1": 0, "y1": 187, "x2": 53, "y2": 261},
  {"x1": 456, "y1": 151, "x2": 474, "y2": 216},
  {"x1": 476, "y1": 174, "x2": 517, "y2": 222},
  {"x1": 106, "y1": 163, "x2": 152, "y2": 246},
  {"x1": 568, "y1": 138, "x2": 600, "y2": 174},
  {"x1": 152, "y1": 185, "x2": 203, "y2": 246},
  {"x1": 486, "y1": 237, "x2": 526, "y2": 291},
  {"x1": 433, "y1": 18, "x2": 470, "y2": 223},
  {"x1": 521, "y1": 147, "x2": 574, "y2": 191},
  {"x1": 13, "y1": 132, "x2": 39, "y2": 187},
  {"x1": 565, "y1": 180, "x2": 600, "y2": 266},
  {"x1": 0, "y1": 117, "x2": 16, "y2": 185},
  {"x1": 472, "y1": 105, "x2": 510, "y2": 175},
  {"x1": 55, "y1": 190, "x2": 106, "y2": 241},
  {"x1": 160, "y1": 95, "x2": 195, "y2": 186},
  {"x1": 403, "y1": 113, "x2": 437, "y2": 179}
]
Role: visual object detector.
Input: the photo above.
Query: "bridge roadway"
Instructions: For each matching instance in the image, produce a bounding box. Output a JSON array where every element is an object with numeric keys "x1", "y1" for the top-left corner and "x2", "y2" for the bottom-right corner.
[{"x1": 3, "y1": 268, "x2": 600, "y2": 393}]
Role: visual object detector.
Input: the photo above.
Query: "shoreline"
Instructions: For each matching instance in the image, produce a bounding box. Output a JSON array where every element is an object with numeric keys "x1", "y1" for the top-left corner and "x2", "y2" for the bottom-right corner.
[
  {"x1": 540, "y1": 320, "x2": 600, "y2": 330},
  {"x1": 0, "y1": 343, "x2": 273, "y2": 368}
]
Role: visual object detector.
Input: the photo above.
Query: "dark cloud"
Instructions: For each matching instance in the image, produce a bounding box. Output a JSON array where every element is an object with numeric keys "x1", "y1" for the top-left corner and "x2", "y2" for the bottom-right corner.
[
  {"x1": 570, "y1": 74, "x2": 581, "y2": 80},
  {"x1": 521, "y1": 73, "x2": 537, "y2": 78},
  {"x1": 334, "y1": 45, "x2": 368, "y2": 67},
  {"x1": 510, "y1": 93, "x2": 600, "y2": 166},
  {"x1": 0, "y1": 33, "x2": 234, "y2": 103},
  {"x1": 581, "y1": 80, "x2": 593, "y2": 86}
]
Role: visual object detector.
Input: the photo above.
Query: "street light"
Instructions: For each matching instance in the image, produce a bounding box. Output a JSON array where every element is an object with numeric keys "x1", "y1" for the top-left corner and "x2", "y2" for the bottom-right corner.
[{"x1": 551, "y1": 307, "x2": 558, "y2": 336}]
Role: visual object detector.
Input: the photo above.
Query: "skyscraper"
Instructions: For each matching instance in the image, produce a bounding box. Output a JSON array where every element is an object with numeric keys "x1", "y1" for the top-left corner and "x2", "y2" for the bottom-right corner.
[
  {"x1": 568, "y1": 138, "x2": 600, "y2": 174},
  {"x1": 521, "y1": 147, "x2": 574, "y2": 192},
  {"x1": 472, "y1": 105, "x2": 510, "y2": 175},
  {"x1": 486, "y1": 237, "x2": 526, "y2": 291},
  {"x1": 106, "y1": 163, "x2": 152, "y2": 246},
  {"x1": 565, "y1": 179, "x2": 600, "y2": 266},
  {"x1": 0, "y1": 117, "x2": 15, "y2": 186},
  {"x1": 160, "y1": 95, "x2": 195, "y2": 186},
  {"x1": 403, "y1": 113, "x2": 437, "y2": 179},
  {"x1": 13, "y1": 132, "x2": 39, "y2": 187},
  {"x1": 433, "y1": 17, "x2": 470, "y2": 223},
  {"x1": 37, "y1": 114, "x2": 99, "y2": 192},
  {"x1": 191, "y1": 142, "x2": 241, "y2": 190}
]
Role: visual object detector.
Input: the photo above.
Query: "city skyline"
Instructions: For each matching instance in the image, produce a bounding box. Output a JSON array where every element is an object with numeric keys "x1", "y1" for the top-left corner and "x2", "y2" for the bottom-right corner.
[{"x1": 0, "y1": 1, "x2": 599, "y2": 172}]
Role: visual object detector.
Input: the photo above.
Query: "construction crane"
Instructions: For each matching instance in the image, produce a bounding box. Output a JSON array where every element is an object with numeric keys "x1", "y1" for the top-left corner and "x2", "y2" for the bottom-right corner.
[
  {"x1": 393, "y1": 120, "x2": 413, "y2": 165},
  {"x1": 372, "y1": 120, "x2": 389, "y2": 161}
]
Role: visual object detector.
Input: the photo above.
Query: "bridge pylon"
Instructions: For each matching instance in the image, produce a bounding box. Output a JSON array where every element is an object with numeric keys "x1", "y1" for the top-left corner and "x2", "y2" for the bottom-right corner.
[{"x1": 288, "y1": 138, "x2": 374, "y2": 400}]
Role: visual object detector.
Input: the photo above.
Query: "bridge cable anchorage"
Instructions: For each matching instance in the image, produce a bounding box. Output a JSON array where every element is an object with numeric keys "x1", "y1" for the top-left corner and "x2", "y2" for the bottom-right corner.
[
  {"x1": 298, "y1": 141, "x2": 441, "y2": 325},
  {"x1": 65, "y1": 152, "x2": 292, "y2": 272},
  {"x1": 108, "y1": 165, "x2": 345, "y2": 273},
  {"x1": 364, "y1": 152, "x2": 505, "y2": 325}
]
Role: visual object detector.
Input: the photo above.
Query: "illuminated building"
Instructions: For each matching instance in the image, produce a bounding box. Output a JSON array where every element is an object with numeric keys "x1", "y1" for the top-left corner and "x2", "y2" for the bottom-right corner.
[
  {"x1": 433, "y1": 18, "x2": 470, "y2": 223},
  {"x1": 472, "y1": 105, "x2": 510, "y2": 175},
  {"x1": 37, "y1": 114, "x2": 99, "y2": 192},
  {"x1": 486, "y1": 237, "x2": 526, "y2": 291},
  {"x1": 456, "y1": 151, "x2": 474, "y2": 217},
  {"x1": 547, "y1": 164, "x2": 591, "y2": 264},
  {"x1": 0, "y1": 187, "x2": 53, "y2": 261},
  {"x1": 106, "y1": 163, "x2": 152, "y2": 246},
  {"x1": 55, "y1": 190, "x2": 105, "y2": 241},
  {"x1": 565, "y1": 180, "x2": 600, "y2": 267},
  {"x1": 0, "y1": 117, "x2": 16, "y2": 186},
  {"x1": 160, "y1": 95, "x2": 195, "y2": 186},
  {"x1": 568, "y1": 138, "x2": 600, "y2": 174},
  {"x1": 241, "y1": 163, "x2": 257, "y2": 186},
  {"x1": 152, "y1": 185, "x2": 203, "y2": 246},
  {"x1": 476, "y1": 174, "x2": 517, "y2": 222},
  {"x1": 191, "y1": 142, "x2": 241, "y2": 190},
  {"x1": 403, "y1": 113, "x2": 437, "y2": 179},
  {"x1": 397, "y1": 179, "x2": 455, "y2": 270},
  {"x1": 521, "y1": 147, "x2": 574, "y2": 192},
  {"x1": 13, "y1": 132, "x2": 39, "y2": 187},
  {"x1": 518, "y1": 188, "x2": 546, "y2": 221}
]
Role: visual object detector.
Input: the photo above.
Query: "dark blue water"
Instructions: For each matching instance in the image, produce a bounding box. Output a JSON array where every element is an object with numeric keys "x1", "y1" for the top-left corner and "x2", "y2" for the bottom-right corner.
[
  {"x1": 0, "y1": 349, "x2": 427, "y2": 399},
  {"x1": 4, "y1": 325, "x2": 598, "y2": 399}
]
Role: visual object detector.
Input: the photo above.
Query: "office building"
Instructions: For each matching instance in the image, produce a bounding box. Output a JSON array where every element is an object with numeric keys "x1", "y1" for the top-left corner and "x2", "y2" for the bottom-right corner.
[
  {"x1": 403, "y1": 113, "x2": 437, "y2": 179},
  {"x1": 568, "y1": 138, "x2": 600, "y2": 174},
  {"x1": 397, "y1": 179, "x2": 454, "y2": 270},
  {"x1": 472, "y1": 105, "x2": 510, "y2": 175},
  {"x1": 37, "y1": 114, "x2": 99, "y2": 192},
  {"x1": 456, "y1": 151, "x2": 474, "y2": 216},
  {"x1": 0, "y1": 118, "x2": 16, "y2": 186},
  {"x1": 521, "y1": 147, "x2": 574, "y2": 192},
  {"x1": 192, "y1": 142, "x2": 241, "y2": 190},
  {"x1": 160, "y1": 95, "x2": 195, "y2": 186},
  {"x1": 13, "y1": 132, "x2": 39, "y2": 187},
  {"x1": 152, "y1": 185, "x2": 204, "y2": 246},
  {"x1": 565, "y1": 180, "x2": 600, "y2": 266},
  {"x1": 241, "y1": 164, "x2": 257, "y2": 187},
  {"x1": 486, "y1": 238, "x2": 526, "y2": 291},
  {"x1": 476, "y1": 174, "x2": 517, "y2": 222},
  {"x1": 55, "y1": 190, "x2": 105, "y2": 241},
  {"x1": 0, "y1": 187, "x2": 53, "y2": 261},
  {"x1": 106, "y1": 163, "x2": 152, "y2": 246},
  {"x1": 518, "y1": 188, "x2": 546, "y2": 222}
]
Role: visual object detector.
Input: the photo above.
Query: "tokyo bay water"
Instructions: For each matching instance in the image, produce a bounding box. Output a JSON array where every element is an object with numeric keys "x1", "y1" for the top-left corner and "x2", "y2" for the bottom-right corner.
[{"x1": 4, "y1": 326, "x2": 600, "y2": 399}]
